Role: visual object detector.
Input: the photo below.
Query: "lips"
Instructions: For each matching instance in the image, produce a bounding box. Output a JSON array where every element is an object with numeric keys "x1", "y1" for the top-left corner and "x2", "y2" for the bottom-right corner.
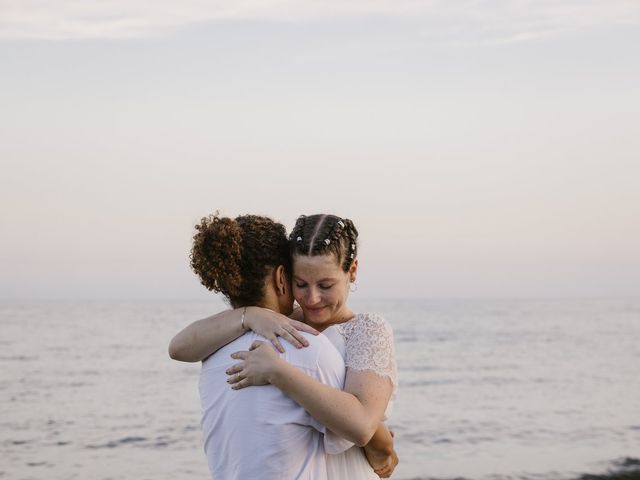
[{"x1": 306, "y1": 306, "x2": 325, "y2": 314}]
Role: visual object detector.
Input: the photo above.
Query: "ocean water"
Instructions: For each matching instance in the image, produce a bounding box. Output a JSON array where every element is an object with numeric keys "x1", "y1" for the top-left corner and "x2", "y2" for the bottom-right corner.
[{"x1": 1, "y1": 298, "x2": 639, "y2": 480}]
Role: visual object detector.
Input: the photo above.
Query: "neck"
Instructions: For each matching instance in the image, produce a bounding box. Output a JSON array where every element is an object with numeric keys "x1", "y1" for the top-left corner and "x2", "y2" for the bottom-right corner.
[{"x1": 255, "y1": 298, "x2": 281, "y2": 314}]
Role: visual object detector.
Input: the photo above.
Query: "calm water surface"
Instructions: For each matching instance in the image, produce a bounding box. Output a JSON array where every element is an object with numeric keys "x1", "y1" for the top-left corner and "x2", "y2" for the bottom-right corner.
[{"x1": 1, "y1": 298, "x2": 639, "y2": 479}]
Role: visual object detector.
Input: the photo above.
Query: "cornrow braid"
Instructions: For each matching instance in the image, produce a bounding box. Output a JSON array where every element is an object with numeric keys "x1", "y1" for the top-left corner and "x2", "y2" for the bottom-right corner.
[
  {"x1": 290, "y1": 214, "x2": 359, "y2": 272},
  {"x1": 341, "y1": 218, "x2": 359, "y2": 271},
  {"x1": 289, "y1": 214, "x2": 308, "y2": 249}
]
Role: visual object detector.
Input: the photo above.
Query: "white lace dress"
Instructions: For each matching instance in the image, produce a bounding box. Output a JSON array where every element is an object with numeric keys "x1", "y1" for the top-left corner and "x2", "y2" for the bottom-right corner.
[{"x1": 322, "y1": 313, "x2": 397, "y2": 480}]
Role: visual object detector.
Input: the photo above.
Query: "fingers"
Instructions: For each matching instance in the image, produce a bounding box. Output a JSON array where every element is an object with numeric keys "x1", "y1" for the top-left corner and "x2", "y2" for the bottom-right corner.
[
  {"x1": 230, "y1": 350, "x2": 249, "y2": 360},
  {"x1": 269, "y1": 337, "x2": 285, "y2": 353},
  {"x1": 227, "y1": 372, "x2": 244, "y2": 385},
  {"x1": 231, "y1": 378, "x2": 251, "y2": 390},
  {"x1": 373, "y1": 451, "x2": 398, "y2": 478},
  {"x1": 268, "y1": 328, "x2": 307, "y2": 351},
  {"x1": 248, "y1": 337, "x2": 283, "y2": 354},
  {"x1": 374, "y1": 465, "x2": 391, "y2": 478},
  {"x1": 285, "y1": 326, "x2": 310, "y2": 348},
  {"x1": 379, "y1": 451, "x2": 399, "y2": 478},
  {"x1": 277, "y1": 327, "x2": 306, "y2": 349},
  {"x1": 225, "y1": 363, "x2": 243, "y2": 375},
  {"x1": 253, "y1": 337, "x2": 284, "y2": 353},
  {"x1": 288, "y1": 319, "x2": 319, "y2": 336}
]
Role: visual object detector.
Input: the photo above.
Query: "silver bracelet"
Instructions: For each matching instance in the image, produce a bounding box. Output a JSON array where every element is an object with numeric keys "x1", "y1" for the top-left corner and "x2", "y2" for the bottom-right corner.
[{"x1": 240, "y1": 307, "x2": 248, "y2": 331}]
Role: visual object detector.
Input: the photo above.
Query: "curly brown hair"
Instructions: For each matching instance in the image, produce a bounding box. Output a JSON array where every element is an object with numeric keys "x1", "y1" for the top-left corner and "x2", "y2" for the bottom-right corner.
[
  {"x1": 289, "y1": 214, "x2": 358, "y2": 272},
  {"x1": 190, "y1": 213, "x2": 291, "y2": 308}
]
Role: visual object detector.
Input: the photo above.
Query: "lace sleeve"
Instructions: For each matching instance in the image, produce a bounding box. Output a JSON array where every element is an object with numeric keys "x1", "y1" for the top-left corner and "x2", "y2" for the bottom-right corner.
[{"x1": 341, "y1": 313, "x2": 397, "y2": 390}]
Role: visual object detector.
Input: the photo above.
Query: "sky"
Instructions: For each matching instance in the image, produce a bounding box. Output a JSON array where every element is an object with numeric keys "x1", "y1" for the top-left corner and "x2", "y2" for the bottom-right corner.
[{"x1": 1, "y1": 1, "x2": 639, "y2": 300}]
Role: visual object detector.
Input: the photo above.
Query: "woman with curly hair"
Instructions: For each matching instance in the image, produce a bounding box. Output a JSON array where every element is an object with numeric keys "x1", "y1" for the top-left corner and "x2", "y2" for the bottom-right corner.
[
  {"x1": 176, "y1": 213, "x2": 350, "y2": 479},
  {"x1": 170, "y1": 213, "x2": 398, "y2": 479}
]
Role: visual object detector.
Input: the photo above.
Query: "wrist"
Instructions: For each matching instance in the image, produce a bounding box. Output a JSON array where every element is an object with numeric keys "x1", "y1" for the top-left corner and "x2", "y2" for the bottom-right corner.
[
  {"x1": 241, "y1": 306, "x2": 253, "y2": 331},
  {"x1": 239, "y1": 306, "x2": 249, "y2": 332},
  {"x1": 267, "y1": 357, "x2": 288, "y2": 386},
  {"x1": 243, "y1": 306, "x2": 269, "y2": 332}
]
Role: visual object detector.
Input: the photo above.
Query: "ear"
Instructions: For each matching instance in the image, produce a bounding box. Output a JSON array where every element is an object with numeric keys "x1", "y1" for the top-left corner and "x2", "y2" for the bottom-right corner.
[
  {"x1": 274, "y1": 265, "x2": 287, "y2": 296},
  {"x1": 348, "y1": 258, "x2": 358, "y2": 283}
]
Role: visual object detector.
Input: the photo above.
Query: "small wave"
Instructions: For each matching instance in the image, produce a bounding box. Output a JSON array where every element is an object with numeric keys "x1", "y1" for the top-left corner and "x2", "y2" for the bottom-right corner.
[
  {"x1": 406, "y1": 365, "x2": 439, "y2": 372},
  {"x1": 150, "y1": 435, "x2": 178, "y2": 448},
  {"x1": 400, "y1": 378, "x2": 462, "y2": 387},
  {"x1": 395, "y1": 335, "x2": 422, "y2": 343},
  {"x1": 86, "y1": 436, "x2": 147, "y2": 449},
  {"x1": 433, "y1": 437, "x2": 453, "y2": 444},
  {"x1": 0, "y1": 355, "x2": 38, "y2": 361}
]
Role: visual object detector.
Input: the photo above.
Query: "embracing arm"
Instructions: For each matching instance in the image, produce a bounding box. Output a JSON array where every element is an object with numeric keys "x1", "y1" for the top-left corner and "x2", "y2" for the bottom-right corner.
[
  {"x1": 272, "y1": 364, "x2": 391, "y2": 446},
  {"x1": 229, "y1": 343, "x2": 393, "y2": 446},
  {"x1": 168, "y1": 309, "x2": 245, "y2": 362},
  {"x1": 168, "y1": 307, "x2": 317, "y2": 362},
  {"x1": 227, "y1": 313, "x2": 397, "y2": 450}
]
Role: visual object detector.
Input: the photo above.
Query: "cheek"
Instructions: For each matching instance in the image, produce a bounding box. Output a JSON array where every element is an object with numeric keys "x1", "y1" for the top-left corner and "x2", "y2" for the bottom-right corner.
[
  {"x1": 292, "y1": 286, "x2": 304, "y2": 300},
  {"x1": 334, "y1": 286, "x2": 349, "y2": 305},
  {"x1": 326, "y1": 290, "x2": 343, "y2": 304}
]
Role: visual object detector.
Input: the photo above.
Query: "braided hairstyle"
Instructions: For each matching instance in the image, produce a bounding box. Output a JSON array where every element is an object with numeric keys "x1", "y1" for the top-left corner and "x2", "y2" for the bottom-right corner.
[
  {"x1": 190, "y1": 213, "x2": 291, "y2": 308},
  {"x1": 289, "y1": 214, "x2": 358, "y2": 272}
]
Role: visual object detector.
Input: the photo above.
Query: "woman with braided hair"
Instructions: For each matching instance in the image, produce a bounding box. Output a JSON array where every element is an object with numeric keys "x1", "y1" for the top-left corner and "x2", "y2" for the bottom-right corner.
[{"x1": 170, "y1": 214, "x2": 398, "y2": 479}]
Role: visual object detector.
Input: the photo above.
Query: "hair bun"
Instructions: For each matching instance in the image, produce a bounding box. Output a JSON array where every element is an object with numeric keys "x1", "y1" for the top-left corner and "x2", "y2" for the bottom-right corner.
[{"x1": 190, "y1": 214, "x2": 243, "y2": 297}]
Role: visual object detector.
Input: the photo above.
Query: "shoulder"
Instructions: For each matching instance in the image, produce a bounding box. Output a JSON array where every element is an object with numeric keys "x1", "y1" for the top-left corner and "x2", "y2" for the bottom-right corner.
[
  {"x1": 341, "y1": 312, "x2": 394, "y2": 338},
  {"x1": 340, "y1": 312, "x2": 397, "y2": 388},
  {"x1": 341, "y1": 313, "x2": 395, "y2": 359},
  {"x1": 282, "y1": 332, "x2": 343, "y2": 365},
  {"x1": 282, "y1": 332, "x2": 345, "y2": 387}
]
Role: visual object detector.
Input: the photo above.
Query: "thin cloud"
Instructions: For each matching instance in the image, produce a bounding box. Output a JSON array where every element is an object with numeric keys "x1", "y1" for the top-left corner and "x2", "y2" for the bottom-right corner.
[{"x1": 0, "y1": 0, "x2": 638, "y2": 41}]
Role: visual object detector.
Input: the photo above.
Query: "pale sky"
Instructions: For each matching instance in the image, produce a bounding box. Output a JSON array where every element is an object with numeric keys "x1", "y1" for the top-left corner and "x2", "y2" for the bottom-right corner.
[{"x1": 1, "y1": 1, "x2": 639, "y2": 300}]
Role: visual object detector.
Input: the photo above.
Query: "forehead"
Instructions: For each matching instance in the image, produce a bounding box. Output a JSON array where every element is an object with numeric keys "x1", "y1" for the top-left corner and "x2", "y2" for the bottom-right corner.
[{"x1": 293, "y1": 253, "x2": 343, "y2": 279}]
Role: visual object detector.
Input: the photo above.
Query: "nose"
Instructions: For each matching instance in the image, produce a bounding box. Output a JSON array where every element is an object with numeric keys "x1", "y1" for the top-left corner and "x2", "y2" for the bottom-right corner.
[{"x1": 306, "y1": 287, "x2": 321, "y2": 305}]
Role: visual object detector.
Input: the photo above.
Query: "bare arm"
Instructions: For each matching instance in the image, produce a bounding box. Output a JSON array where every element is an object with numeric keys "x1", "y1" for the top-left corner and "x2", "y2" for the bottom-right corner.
[
  {"x1": 168, "y1": 307, "x2": 318, "y2": 362},
  {"x1": 168, "y1": 309, "x2": 244, "y2": 362},
  {"x1": 228, "y1": 341, "x2": 393, "y2": 446}
]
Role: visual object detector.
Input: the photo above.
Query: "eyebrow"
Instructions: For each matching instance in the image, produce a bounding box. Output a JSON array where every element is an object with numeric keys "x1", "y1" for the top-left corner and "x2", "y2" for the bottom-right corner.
[{"x1": 293, "y1": 276, "x2": 338, "y2": 283}]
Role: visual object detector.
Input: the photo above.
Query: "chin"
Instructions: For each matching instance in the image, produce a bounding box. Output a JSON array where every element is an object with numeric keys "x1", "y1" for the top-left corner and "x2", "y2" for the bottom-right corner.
[{"x1": 304, "y1": 308, "x2": 330, "y2": 323}]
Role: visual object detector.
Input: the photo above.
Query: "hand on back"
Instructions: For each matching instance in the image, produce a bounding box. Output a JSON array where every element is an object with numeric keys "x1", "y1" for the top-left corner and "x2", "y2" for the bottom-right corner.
[
  {"x1": 227, "y1": 340, "x2": 282, "y2": 389},
  {"x1": 244, "y1": 307, "x2": 318, "y2": 353}
]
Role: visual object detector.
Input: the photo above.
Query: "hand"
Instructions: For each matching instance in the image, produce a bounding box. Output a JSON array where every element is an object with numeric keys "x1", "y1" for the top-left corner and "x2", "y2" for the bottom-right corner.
[
  {"x1": 226, "y1": 340, "x2": 283, "y2": 389},
  {"x1": 365, "y1": 427, "x2": 398, "y2": 478},
  {"x1": 245, "y1": 307, "x2": 319, "y2": 353},
  {"x1": 372, "y1": 449, "x2": 399, "y2": 478}
]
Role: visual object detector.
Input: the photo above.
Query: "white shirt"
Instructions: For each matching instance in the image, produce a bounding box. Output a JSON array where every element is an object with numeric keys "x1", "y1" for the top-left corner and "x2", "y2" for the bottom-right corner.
[{"x1": 199, "y1": 331, "x2": 349, "y2": 480}]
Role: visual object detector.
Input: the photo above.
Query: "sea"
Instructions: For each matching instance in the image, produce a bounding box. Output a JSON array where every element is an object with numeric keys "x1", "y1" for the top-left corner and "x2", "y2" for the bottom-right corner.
[{"x1": 1, "y1": 298, "x2": 639, "y2": 480}]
